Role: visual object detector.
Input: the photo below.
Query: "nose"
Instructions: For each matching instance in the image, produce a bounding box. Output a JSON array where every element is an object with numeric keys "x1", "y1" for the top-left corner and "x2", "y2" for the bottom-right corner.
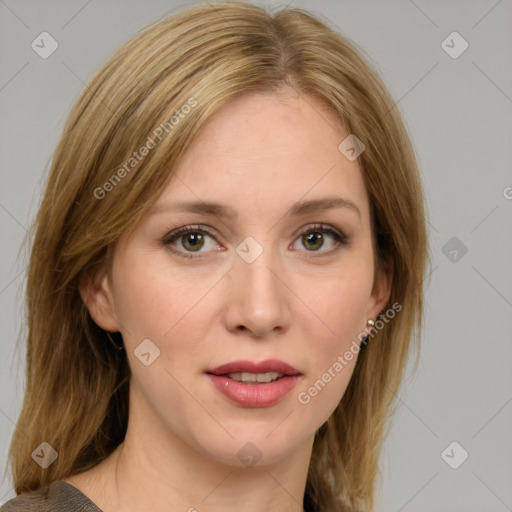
[{"x1": 222, "y1": 244, "x2": 291, "y2": 338}]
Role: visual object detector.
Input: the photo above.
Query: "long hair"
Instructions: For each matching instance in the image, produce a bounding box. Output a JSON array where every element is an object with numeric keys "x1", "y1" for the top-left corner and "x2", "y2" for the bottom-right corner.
[{"x1": 5, "y1": 2, "x2": 430, "y2": 511}]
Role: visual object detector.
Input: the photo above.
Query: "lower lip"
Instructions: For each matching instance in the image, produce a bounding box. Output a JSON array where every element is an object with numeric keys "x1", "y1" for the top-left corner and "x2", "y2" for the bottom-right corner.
[{"x1": 207, "y1": 374, "x2": 302, "y2": 408}]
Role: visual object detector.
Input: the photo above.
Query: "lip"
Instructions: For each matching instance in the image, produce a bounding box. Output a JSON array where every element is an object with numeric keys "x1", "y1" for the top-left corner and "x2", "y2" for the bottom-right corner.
[
  {"x1": 206, "y1": 359, "x2": 303, "y2": 408},
  {"x1": 207, "y1": 359, "x2": 301, "y2": 376}
]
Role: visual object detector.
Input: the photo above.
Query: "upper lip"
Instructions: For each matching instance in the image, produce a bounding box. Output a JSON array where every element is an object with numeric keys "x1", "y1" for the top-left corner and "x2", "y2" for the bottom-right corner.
[{"x1": 207, "y1": 359, "x2": 302, "y2": 376}]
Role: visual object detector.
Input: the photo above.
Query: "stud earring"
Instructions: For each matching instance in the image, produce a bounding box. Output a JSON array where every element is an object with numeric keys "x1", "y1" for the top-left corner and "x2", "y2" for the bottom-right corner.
[
  {"x1": 360, "y1": 319, "x2": 375, "y2": 350},
  {"x1": 106, "y1": 331, "x2": 125, "y2": 351}
]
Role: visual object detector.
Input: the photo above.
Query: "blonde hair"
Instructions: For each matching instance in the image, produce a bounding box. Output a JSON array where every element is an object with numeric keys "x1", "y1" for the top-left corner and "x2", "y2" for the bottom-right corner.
[{"x1": 5, "y1": 2, "x2": 430, "y2": 511}]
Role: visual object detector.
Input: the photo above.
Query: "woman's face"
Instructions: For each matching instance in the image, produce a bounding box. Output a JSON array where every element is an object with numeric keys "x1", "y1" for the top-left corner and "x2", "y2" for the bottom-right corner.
[{"x1": 85, "y1": 90, "x2": 391, "y2": 468}]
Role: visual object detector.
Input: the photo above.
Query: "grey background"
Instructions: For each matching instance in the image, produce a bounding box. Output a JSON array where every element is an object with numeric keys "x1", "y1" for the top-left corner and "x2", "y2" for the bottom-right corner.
[{"x1": 1, "y1": 0, "x2": 511, "y2": 510}]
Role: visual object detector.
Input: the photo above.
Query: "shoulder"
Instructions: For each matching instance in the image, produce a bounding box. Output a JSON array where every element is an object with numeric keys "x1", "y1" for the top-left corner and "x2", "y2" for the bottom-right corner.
[
  {"x1": 0, "y1": 486, "x2": 46, "y2": 511},
  {"x1": 0, "y1": 480, "x2": 102, "y2": 512}
]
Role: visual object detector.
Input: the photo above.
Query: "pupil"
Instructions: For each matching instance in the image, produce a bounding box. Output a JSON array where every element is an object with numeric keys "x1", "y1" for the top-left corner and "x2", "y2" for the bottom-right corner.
[
  {"x1": 304, "y1": 232, "x2": 323, "y2": 250},
  {"x1": 184, "y1": 233, "x2": 203, "y2": 251}
]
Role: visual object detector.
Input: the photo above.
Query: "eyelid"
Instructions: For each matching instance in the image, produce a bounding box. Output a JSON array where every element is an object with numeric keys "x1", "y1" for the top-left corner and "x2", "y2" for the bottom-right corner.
[
  {"x1": 292, "y1": 223, "x2": 347, "y2": 244},
  {"x1": 161, "y1": 224, "x2": 220, "y2": 245}
]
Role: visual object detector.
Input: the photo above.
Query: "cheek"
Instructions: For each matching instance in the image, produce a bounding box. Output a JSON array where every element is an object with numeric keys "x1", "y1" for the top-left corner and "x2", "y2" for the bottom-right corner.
[
  {"x1": 293, "y1": 256, "x2": 373, "y2": 414},
  {"x1": 110, "y1": 249, "x2": 223, "y2": 369},
  {"x1": 301, "y1": 258, "x2": 373, "y2": 340},
  {"x1": 110, "y1": 252, "x2": 215, "y2": 412}
]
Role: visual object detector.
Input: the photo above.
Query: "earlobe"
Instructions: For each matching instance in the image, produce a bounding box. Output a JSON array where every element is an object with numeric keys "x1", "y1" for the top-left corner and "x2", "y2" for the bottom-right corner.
[{"x1": 78, "y1": 271, "x2": 119, "y2": 332}]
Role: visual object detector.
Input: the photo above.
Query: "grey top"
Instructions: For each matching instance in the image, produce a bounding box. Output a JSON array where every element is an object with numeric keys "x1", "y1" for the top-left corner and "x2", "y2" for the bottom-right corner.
[
  {"x1": 1, "y1": 480, "x2": 316, "y2": 511},
  {"x1": 0, "y1": 480, "x2": 102, "y2": 511}
]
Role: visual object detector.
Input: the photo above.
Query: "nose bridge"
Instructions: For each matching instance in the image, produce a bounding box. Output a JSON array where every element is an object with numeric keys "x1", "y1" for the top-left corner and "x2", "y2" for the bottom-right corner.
[
  {"x1": 235, "y1": 236, "x2": 281, "y2": 302},
  {"x1": 227, "y1": 235, "x2": 289, "y2": 335}
]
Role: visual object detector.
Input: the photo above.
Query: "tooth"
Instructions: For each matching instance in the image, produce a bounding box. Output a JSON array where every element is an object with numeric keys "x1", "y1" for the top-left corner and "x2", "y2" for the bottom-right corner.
[
  {"x1": 256, "y1": 372, "x2": 280, "y2": 383},
  {"x1": 225, "y1": 371, "x2": 285, "y2": 383}
]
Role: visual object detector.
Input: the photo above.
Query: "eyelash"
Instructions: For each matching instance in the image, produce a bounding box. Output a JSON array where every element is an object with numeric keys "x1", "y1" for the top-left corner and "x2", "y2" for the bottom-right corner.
[{"x1": 161, "y1": 224, "x2": 348, "y2": 260}]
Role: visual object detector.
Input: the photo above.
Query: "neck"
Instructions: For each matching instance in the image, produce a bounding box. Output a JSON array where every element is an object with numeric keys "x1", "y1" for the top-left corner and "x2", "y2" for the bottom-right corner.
[{"x1": 71, "y1": 385, "x2": 314, "y2": 512}]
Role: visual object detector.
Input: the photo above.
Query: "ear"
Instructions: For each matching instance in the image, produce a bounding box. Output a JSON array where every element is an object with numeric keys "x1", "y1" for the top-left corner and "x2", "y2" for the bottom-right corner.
[
  {"x1": 78, "y1": 269, "x2": 120, "y2": 332},
  {"x1": 367, "y1": 258, "x2": 394, "y2": 321}
]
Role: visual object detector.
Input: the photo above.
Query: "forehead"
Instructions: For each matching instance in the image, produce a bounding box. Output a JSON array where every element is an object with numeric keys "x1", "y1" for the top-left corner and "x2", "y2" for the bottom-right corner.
[{"x1": 156, "y1": 91, "x2": 370, "y2": 225}]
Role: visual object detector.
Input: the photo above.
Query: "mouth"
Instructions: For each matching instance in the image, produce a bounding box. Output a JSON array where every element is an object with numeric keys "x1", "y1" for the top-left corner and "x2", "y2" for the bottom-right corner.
[
  {"x1": 205, "y1": 359, "x2": 302, "y2": 407},
  {"x1": 206, "y1": 359, "x2": 302, "y2": 380}
]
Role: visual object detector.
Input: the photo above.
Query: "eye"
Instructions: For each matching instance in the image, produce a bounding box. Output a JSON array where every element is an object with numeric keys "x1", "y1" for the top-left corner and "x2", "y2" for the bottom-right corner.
[
  {"x1": 162, "y1": 225, "x2": 221, "y2": 259},
  {"x1": 162, "y1": 223, "x2": 348, "y2": 259},
  {"x1": 291, "y1": 224, "x2": 348, "y2": 255}
]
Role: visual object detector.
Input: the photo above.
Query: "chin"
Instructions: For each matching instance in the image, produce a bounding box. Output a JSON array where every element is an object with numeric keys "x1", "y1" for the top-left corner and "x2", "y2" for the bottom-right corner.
[{"x1": 195, "y1": 424, "x2": 311, "y2": 469}]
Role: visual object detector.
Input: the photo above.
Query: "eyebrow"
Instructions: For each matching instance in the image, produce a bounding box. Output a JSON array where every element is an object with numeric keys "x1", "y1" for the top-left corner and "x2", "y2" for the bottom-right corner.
[{"x1": 148, "y1": 196, "x2": 361, "y2": 220}]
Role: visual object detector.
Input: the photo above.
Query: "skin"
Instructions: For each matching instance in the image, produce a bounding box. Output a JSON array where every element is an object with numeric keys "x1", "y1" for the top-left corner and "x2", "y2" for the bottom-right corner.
[{"x1": 66, "y1": 88, "x2": 392, "y2": 512}]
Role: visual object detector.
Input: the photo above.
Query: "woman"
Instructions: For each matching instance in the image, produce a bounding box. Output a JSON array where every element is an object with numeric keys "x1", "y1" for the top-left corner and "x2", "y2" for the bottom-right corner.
[{"x1": 2, "y1": 2, "x2": 429, "y2": 511}]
